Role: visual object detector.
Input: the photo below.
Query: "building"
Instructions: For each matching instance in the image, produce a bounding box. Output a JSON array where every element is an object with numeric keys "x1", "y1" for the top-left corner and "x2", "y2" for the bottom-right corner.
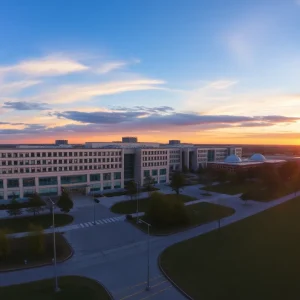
[
  {"x1": 55, "y1": 140, "x2": 68, "y2": 146},
  {"x1": 169, "y1": 140, "x2": 181, "y2": 145},
  {"x1": 0, "y1": 140, "x2": 242, "y2": 201},
  {"x1": 208, "y1": 153, "x2": 285, "y2": 172},
  {"x1": 122, "y1": 137, "x2": 138, "y2": 143}
]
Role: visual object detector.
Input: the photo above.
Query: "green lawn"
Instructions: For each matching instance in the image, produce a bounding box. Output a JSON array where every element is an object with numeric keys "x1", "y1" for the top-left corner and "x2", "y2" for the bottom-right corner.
[
  {"x1": 201, "y1": 181, "x2": 255, "y2": 195},
  {"x1": 0, "y1": 214, "x2": 73, "y2": 233},
  {"x1": 0, "y1": 233, "x2": 72, "y2": 271},
  {"x1": 160, "y1": 197, "x2": 300, "y2": 300},
  {"x1": 130, "y1": 202, "x2": 235, "y2": 235},
  {"x1": 110, "y1": 194, "x2": 197, "y2": 214},
  {"x1": 0, "y1": 276, "x2": 112, "y2": 300}
]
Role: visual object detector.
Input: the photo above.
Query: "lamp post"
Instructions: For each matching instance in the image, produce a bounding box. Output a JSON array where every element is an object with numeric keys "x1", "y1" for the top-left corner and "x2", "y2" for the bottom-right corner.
[
  {"x1": 139, "y1": 219, "x2": 151, "y2": 291},
  {"x1": 136, "y1": 181, "x2": 140, "y2": 224},
  {"x1": 93, "y1": 194, "x2": 100, "y2": 225},
  {"x1": 48, "y1": 197, "x2": 60, "y2": 293}
]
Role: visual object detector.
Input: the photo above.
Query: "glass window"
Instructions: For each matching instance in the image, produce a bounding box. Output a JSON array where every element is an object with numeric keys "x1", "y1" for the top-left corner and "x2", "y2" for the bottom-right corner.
[
  {"x1": 23, "y1": 177, "x2": 35, "y2": 187},
  {"x1": 103, "y1": 173, "x2": 111, "y2": 181},
  {"x1": 159, "y1": 168, "x2": 167, "y2": 175},
  {"x1": 90, "y1": 174, "x2": 100, "y2": 181},
  {"x1": 152, "y1": 169, "x2": 158, "y2": 176},
  {"x1": 24, "y1": 189, "x2": 36, "y2": 197},
  {"x1": 39, "y1": 176, "x2": 58, "y2": 186},
  {"x1": 39, "y1": 187, "x2": 58, "y2": 196},
  {"x1": 143, "y1": 170, "x2": 150, "y2": 177},
  {"x1": 114, "y1": 181, "x2": 121, "y2": 189},
  {"x1": 7, "y1": 178, "x2": 19, "y2": 188},
  {"x1": 114, "y1": 172, "x2": 121, "y2": 180},
  {"x1": 7, "y1": 190, "x2": 20, "y2": 199},
  {"x1": 0, "y1": 191, "x2": 4, "y2": 200},
  {"x1": 0, "y1": 179, "x2": 3, "y2": 189},
  {"x1": 61, "y1": 175, "x2": 87, "y2": 184}
]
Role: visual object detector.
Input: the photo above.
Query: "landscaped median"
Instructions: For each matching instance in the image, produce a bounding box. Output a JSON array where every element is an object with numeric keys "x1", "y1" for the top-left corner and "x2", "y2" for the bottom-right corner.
[
  {"x1": 129, "y1": 202, "x2": 234, "y2": 235},
  {"x1": 160, "y1": 196, "x2": 300, "y2": 300},
  {"x1": 0, "y1": 232, "x2": 72, "y2": 271},
  {"x1": 111, "y1": 193, "x2": 196, "y2": 214},
  {"x1": 0, "y1": 214, "x2": 73, "y2": 233},
  {"x1": 1, "y1": 276, "x2": 112, "y2": 299}
]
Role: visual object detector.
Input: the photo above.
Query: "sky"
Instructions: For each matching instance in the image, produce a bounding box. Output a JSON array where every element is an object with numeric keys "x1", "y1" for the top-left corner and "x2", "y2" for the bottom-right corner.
[{"x1": 0, "y1": 0, "x2": 300, "y2": 145}]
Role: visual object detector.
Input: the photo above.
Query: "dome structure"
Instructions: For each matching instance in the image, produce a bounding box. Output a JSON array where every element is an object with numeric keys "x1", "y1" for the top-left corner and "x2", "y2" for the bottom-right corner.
[
  {"x1": 250, "y1": 153, "x2": 266, "y2": 162},
  {"x1": 224, "y1": 154, "x2": 242, "y2": 163}
]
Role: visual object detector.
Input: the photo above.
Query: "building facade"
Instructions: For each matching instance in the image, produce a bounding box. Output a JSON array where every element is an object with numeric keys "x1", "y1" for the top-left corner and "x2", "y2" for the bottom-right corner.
[{"x1": 0, "y1": 141, "x2": 242, "y2": 201}]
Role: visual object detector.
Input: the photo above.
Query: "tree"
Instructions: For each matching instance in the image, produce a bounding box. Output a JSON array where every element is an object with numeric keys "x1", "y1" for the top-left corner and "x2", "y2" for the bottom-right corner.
[
  {"x1": 57, "y1": 190, "x2": 73, "y2": 213},
  {"x1": 170, "y1": 171, "x2": 185, "y2": 195},
  {"x1": 182, "y1": 165, "x2": 188, "y2": 173},
  {"x1": 0, "y1": 230, "x2": 10, "y2": 259},
  {"x1": 6, "y1": 196, "x2": 22, "y2": 217},
  {"x1": 26, "y1": 193, "x2": 44, "y2": 216},
  {"x1": 279, "y1": 161, "x2": 299, "y2": 183},
  {"x1": 143, "y1": 176, "x2": 155, "y2": 197},
  {"x1": 28, "y1": 224, "x2": 45, "y2": 255},
  {"x1": 125, "y1": 180, "x2": 137, "y2": 201}
]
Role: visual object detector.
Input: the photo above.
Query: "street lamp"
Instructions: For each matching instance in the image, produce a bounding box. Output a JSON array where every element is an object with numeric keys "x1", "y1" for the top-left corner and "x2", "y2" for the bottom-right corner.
[
  {"x1": 93, "y1": 195, "x2": 100, "y2": 225},
  {"x1": 136, "y1": 181, "x2": 140, "y2": 224},
  {"x1": 138, "y1": 219, "x2": 151, "y2": 291},
  {"x1": 48, "y1": 197, "x2": 60, "y2": 293}
]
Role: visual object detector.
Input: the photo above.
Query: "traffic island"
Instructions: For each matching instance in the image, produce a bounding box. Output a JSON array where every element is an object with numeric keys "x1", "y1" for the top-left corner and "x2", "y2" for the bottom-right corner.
[{"x1": 1, "y1": 276, "x2": 113, "y2": 300}]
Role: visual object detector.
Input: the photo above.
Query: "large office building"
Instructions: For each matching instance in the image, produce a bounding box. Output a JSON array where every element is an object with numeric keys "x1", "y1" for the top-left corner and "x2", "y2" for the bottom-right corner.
[{"x1": 0, "y1": 138, "x2": 242, "y2": 201}]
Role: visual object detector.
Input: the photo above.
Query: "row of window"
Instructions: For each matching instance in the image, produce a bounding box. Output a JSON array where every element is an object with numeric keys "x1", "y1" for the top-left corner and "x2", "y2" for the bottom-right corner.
[
  {"x1": 0, "y1": 157, "x2": 122, "y2": 166},
  {"x1": 0, "y1": 151, "x2": 122, "y2": 158},
  {"x1": 169, "y1": 155, "x2": 180, "y2": 159},
  {"x1": 170, "y1": 160, "x2": 180, "y2": 163},
  {"x1": 142, "y1": 162, "x2": 168, "y2": 167},
  {"x1": 142, "y1": 156, "x2": 167, "y2": 161},
  {"x1": 169, "y1": 150, "x2": 180, "y2": 154},
  {"x1": 142, "y1": 150, "x2": 168, "y2": 155},
  {"x1": 0, "y1": 164, "x2": 122, "y2": 174},
  {"x1": 143, "y1": 169, "x2": 167, "y2": 177},
  {"x1": 0, "y1": 172, "x2": 122, "y2": 188}
]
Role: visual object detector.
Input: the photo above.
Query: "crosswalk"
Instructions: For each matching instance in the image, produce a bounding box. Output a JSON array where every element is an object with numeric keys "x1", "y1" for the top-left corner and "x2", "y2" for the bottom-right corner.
[{"x1": 56, "y1": 215, "x2": 126, "y2": 233}]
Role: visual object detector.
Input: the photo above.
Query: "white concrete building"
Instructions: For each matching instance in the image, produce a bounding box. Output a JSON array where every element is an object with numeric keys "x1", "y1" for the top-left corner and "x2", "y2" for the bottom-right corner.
[{"x1": 0, "y1": 141, "x2": 242, "y2": 201}]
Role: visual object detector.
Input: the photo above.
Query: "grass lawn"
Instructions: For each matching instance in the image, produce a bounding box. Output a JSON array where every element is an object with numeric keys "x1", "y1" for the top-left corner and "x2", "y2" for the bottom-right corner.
[
  {"x1": 110, "y1": 194, "x2": 197, "y2": 214},
  {"x1": 160, "y1": 197, "x2": 300, "y2": 300},
  {"x1": 0, "y1": 233, "x2": 72, "y2": 271},
  {"x1": 130, "y1": 202, "x2": 234, "y2": 235},
  {"x1": 201, "y1": 181, "x2": 255, "y2": 195},
  {"x1": 0, "y1": 214, "x2": 73, "y2": 233},
  {"x1": 1, "y1": 276, "x2": 112, "y2": 300}
]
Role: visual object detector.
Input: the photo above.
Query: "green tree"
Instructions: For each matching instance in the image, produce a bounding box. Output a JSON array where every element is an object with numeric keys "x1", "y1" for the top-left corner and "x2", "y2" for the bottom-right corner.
[
  {"x1": 6, "y1": 196, "x2": 22, "y2": 217},
  {"x1": 0, "y1": 229, "x2": 10, "y2": 259},
  {"x1": 279, "y1": 161, "x2": 299, "y2": 182},
  {"x1": 125, "y1": 180, "x2": 137, "y2": 200},
  {"x1": 57, "y1": 190, "x2": 73, "y2": 213},
  {"x1": 143, "y1": 176, "x2": 155, "y2": 197},
  {"x1": 170, "y1": 171, "x2": 185, "y2": 195},
  {"x1": 26, "y1": 193, "x2": 44, "y2": 216},
  {"x1": 28, "y1": 224, "x2": 45, "y2": 255}
]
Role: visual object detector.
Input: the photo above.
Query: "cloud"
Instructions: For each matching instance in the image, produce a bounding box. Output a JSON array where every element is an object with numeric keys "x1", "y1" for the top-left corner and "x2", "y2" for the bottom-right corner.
[
  {"x1": 3, "y1": 101, "x2": 50, "y2": 111},
  {"x1": 96, "y1": 61, "x2": 128, "y2": 74},
  {"x1": 207, "y1": 80, "x2": 238, "y2": 90},
  {"x1": 0, "y1": 80, "x2": 41, "y2": 94},
  {"x1": 0, "y1": 55, "x2": 89, "y2": 77},
  {"x1": 36, "y1": 79, "x2": 165, "y2": 104}
]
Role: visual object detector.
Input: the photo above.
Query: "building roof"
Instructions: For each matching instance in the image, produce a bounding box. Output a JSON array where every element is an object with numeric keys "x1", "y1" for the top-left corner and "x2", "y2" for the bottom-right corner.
[
  {"x1": 250, "y1": 153, "x2": 266, "y2": 162},
  {"x1": 224, "y1": 154, "x2": 242, "y2": 163}
]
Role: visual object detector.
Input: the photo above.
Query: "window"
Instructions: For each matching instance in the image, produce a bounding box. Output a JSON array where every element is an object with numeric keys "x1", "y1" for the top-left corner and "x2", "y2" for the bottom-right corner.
[
  {"x1": 39, "y1": 176, "x2": 58, "y2": 186},
  {"x1": 144, "y1": 170, "x2": 150, "y2": 177},
  {"x1": 39, "y1": 187, "x2": 58, "y2": 196},
  {"x1": 103, "y1": 173, "x2": 111, "y2": 181},
  {"x1": 61, "y1": 175, "x2": 87, "y2": 184},
  {"x1": 114, "y1": 172, "x2": 121, "y2": 180},
  {"x1": 114, "y1": 182, "x2": 121, "y2": 189},
  {"x1": 23, "y1": 177, "x2": 35, "y2": 187},
  {"x1": 8, "y1": 190, "x2": 20, "y2": 199},
  {"x1": 7, "y1": 178, "x2": 19, "y2": 188},
  {"x1": 0, "y1": 179, "x2": 3, "y2": 189},
  {"x1": 90, "y1": 174, "x2": 101, "y2": 181},
  {"x1": 24, "y1": 189, "x2": 36, "y2": 197},
  {"x1": 152, "y1": 169, "x2": 158, "y2": 176},
  {"x1": 159, "y1": 168, "x2": 167, "y2": 175}
]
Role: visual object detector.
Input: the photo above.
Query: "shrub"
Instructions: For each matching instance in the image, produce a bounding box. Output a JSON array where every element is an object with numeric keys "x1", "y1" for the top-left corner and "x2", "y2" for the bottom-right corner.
[{"x1": 126, "y1": 214, "x2": 133, "y2": 220}]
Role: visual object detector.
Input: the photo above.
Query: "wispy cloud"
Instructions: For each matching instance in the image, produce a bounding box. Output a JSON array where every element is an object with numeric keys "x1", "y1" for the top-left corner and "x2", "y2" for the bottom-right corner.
[
  {"x1": 3, "y1": 101, "x2": 50, "y2": 111},
  {"x1": 96, "y1": 61, "x2": 128, "y2": 74},
  {"x1": 0, "y1": 55, "x2": 89, "y2": 77},
  {"x1": 0, "y1": 80, "x2": 41, "y2": 94}
]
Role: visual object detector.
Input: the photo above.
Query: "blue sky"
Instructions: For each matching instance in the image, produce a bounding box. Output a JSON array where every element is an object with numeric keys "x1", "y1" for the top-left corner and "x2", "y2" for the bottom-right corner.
[{"x1": 0, "y1": 0, "x2": 300, "y2": 144}]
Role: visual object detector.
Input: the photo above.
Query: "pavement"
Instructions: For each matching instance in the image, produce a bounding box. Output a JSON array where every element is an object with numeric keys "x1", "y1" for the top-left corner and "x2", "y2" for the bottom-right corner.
[{"x1": 1, "y1": 185, "x2": 299, "y2": 300}]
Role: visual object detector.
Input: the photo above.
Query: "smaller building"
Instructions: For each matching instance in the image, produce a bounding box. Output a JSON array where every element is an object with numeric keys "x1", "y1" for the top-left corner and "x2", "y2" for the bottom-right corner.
[
  {"x1": 169, "y1": 140, "x2": 181, "y2": 145},
  {"x1": 122, "y1": 137, "x2": 138, "y2": 143},
  {"x1": 208, "y1": 153, "x2": 285, "y2": 172},
  {"x1": 55, "y1": 140, "x2": 68, "y2": 146}
]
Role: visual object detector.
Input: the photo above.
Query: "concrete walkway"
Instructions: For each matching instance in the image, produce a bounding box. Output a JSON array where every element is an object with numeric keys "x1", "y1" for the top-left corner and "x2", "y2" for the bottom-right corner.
[{"x1": 1, "y1": 190, "x2": 300, "y2": 300}]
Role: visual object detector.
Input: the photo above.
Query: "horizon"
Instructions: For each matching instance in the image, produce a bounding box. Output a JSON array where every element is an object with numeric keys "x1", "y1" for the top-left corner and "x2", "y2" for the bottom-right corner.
[{"x1": 0, "y1": 0, "x2": 300, "y2": 145}]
